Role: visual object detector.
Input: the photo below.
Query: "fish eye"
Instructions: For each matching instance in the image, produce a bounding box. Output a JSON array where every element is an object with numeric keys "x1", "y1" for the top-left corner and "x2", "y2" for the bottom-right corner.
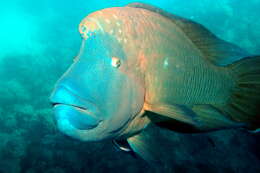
[{"x1": 111, "y1": 57, "x2": 121, "y2": 68}]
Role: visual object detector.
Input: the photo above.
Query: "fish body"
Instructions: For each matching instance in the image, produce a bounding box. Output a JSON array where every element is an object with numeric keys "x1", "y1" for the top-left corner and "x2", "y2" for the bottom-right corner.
[
  {"x1": 50, "y1": 3, "x2": 260, "y2": 162},
  {"x1": 80, "y1": 7, "x2": 232, "y2": 106}
]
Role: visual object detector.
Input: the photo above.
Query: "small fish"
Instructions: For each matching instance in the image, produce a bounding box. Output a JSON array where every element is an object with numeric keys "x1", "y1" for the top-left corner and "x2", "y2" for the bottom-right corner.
[{"x1": 50, "y1": 3, "x2": 260, "y2": 163}]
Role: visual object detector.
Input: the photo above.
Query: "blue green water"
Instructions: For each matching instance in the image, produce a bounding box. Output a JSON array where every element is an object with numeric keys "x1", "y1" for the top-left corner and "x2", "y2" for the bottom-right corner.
[{"x1": 0, "y1": 0, "x2": 260, "y2": 173}]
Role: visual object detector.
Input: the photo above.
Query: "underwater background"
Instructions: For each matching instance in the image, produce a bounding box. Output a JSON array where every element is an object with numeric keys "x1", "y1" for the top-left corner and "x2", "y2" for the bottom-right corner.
[{"x1": 0, "y1": 0, "x2": 260, "y2": 172}]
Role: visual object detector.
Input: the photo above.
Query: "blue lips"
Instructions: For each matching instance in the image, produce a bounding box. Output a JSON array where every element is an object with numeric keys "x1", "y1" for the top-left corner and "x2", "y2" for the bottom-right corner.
[
  {"x1": 53, "y1": 104, "x2": 100, "y2": 130},
  {"x1": 50, "y1": 85, "x2": 101, "y2": 130},
  {"x1": 50, "y1": 85, "x2": 98, "y2": 113}
]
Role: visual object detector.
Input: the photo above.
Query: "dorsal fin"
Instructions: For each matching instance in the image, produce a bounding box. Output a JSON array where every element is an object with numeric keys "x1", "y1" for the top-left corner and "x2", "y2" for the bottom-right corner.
[{"x1": 126, "y1": 2, "x2": 249, "y2": 66}]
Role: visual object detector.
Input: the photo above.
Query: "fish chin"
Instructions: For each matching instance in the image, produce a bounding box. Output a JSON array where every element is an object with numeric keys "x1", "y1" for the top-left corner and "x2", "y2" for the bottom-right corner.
[
  {"x1": 56, "y1": 119, "x2": 110, "y2": 142},
  {"x1": 56, "y1": 114, "x2": 116, "y2": 142}
]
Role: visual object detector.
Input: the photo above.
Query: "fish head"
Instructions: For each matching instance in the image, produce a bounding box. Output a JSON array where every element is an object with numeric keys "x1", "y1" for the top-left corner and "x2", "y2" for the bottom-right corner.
[{"x1": 50, "y1": 15, "x2": 145, "y2": 141}]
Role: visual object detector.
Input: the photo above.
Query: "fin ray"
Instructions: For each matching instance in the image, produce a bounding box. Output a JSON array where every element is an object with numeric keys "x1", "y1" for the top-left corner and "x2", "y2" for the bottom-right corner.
[
  {"x1": 144, "y1": 102, "x2": 198, "y2": 125},
  {"x1": 127, "y1": 127, "x2": 162, "y2": 164},
  {"x1": 221, "y1": 56, "x2": 260, "y2": 129},
  {"x1": 191, "y1": 105, "x2": 246, "y2": 130}
]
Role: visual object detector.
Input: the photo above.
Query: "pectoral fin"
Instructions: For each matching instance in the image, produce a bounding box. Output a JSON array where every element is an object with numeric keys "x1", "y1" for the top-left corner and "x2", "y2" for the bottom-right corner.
[
  {"x1": 144, "y1": 102, "x2": 245, "y2": 132},
  {"x1": 127, "y1": 127, "x2": 162, "y2": 164},
  {"x1": 144, "y1": 102, "x2": 198, "y2": 126}
]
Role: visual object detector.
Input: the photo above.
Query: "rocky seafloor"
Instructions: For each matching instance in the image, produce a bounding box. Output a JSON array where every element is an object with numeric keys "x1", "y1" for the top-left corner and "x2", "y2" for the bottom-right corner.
[{"x1": 0, "y1": 0, "x2": 260, "y2": 172}]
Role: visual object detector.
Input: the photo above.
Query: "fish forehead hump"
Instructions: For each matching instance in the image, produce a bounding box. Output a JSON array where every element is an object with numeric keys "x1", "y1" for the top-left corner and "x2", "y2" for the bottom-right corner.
[
  {"x1": 78, "y1": 6, "x2": 198, "y2": 73},
  {"x1": 78, "y1": 7, "x2": 181, "y2": 56}
]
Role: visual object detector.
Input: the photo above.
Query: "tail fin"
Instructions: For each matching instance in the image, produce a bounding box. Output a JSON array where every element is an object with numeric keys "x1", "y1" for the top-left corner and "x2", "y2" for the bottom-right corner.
[{"x1": 222, "y1": 56, "x2": 260, "y2": 130}]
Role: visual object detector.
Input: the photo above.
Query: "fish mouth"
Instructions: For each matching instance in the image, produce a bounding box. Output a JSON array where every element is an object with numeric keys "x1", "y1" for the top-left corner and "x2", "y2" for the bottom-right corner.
[
  {"x1": 50, "y1": 84, "x2": 102, "y2": 130},
  {"x1": 52, "y1": 102, "x2": 88, "y2": 112},
  {"x1": 52, "y1": 102, "x2": 99, "y2": 118},
  {"x1": 52, "y1": 103, "x2": 102, "y2": 130}
]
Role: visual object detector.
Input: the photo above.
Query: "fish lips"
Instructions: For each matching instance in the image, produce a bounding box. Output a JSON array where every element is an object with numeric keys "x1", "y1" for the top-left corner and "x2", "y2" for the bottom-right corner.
[
  {"x1": 53, "y1": 104, "x2": 102, "y2": 130},
  {"x1": 50, "y1": 85, "x2": 102, "y2": 130},
  {"x1": 50, "y1": 85, "x2": 99, "y2": 113}
]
